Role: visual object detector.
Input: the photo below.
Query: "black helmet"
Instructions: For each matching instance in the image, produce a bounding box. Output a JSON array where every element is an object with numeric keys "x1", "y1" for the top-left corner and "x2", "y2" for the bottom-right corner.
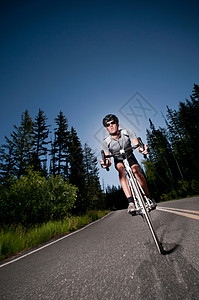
[{"x1": 103, "y1": 114, "x2": 119, "y2": 127}]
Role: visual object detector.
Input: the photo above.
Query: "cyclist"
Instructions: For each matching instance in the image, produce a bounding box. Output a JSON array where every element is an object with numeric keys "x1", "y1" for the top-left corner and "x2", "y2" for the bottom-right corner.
[{"x1": 100, "y1": 114, "x2": 156, "y2": 214}]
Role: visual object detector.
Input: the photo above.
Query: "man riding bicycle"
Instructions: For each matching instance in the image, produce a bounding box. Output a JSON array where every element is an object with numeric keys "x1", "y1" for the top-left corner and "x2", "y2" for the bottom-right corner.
[{"x1": 100, "y1": 114, "x2": 156, "y2": 214}]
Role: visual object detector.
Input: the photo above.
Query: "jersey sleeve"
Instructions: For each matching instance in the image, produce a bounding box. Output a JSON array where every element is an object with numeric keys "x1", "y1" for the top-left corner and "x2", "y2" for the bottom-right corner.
[
  {"x1": 126, "y1": 128, "x2": 137, "y2": 140},
  {"x1": 101, "y1": 139, "x2": 109, "y2": 152}
]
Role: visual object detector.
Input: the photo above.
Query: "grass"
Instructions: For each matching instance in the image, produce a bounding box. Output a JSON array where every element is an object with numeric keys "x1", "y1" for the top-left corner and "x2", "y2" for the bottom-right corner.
[{"x1": 0, "y1": 210, "x2": 110, "y2": 261}]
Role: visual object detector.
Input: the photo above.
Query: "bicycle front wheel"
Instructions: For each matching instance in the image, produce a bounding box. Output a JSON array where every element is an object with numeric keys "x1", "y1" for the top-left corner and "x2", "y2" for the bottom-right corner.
[
  {"x1": 129, "y1": 175, "x2": 164, "y2": 254},
  {"x1": 141, "y1": 203, "x2": 164, "y2": 254}
]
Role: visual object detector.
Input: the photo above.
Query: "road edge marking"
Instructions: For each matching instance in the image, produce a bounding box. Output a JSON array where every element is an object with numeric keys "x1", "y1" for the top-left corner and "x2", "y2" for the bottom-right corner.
[{"x1": 0, "y1": 212, "x2": 113, "y2": 269}]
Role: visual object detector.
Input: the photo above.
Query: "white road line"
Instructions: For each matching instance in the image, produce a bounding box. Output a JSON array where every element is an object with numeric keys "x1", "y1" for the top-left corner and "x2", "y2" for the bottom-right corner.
[{"x1": 0, "y1": 212, "x2": 112, "y2": 269}]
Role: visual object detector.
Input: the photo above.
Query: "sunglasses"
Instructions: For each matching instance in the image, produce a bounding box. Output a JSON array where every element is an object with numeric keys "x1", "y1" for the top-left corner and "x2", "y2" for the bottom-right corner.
[{"x1": 106, "y1": 121, "x2": 117, "y2": 127}]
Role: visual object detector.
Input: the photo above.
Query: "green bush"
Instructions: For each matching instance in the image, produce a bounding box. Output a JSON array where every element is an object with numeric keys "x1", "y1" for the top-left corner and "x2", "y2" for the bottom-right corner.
[
  {"x1": 160, "y1": 179, "x2": 199, "y2": 202},
  {"x1": 177, "y1": 180, "x2": 190, "y2": 197},
  {"x1": 0, "y1": 169, "x2": 77, "y2": 226},
  {"x1": 160, "y1": 189, "x2": 178, "y2": 202},
  {"x1": 191, "y1": 179, "x2": 199, "y2": 195}
]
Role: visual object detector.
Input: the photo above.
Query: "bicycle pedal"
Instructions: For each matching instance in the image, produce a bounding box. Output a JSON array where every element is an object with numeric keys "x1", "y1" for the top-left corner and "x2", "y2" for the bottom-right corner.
[
  {"x1": 131, "y1": 209, "x2": 142, "y2": 216},
  {"x1": 148, "y1": 204, "x2": 157, "y2": 212}
]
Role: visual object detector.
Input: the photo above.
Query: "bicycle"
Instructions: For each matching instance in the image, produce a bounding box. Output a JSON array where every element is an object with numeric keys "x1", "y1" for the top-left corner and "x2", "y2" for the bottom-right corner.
[{"x1": 101, "y1": 138, "x2": 164, "y2": 254}]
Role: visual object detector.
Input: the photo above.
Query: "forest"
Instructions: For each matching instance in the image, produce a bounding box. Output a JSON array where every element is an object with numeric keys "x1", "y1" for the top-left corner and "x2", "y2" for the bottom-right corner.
[
  {"x1": 0, "y1": 110, "x2": 105, "y2": 226},
  {"x1": 144, "y1": 83, "x2": 199, "y2": 202},
  {"x1": 0, "y1": 83, "x2": 199, "y2": 227}
]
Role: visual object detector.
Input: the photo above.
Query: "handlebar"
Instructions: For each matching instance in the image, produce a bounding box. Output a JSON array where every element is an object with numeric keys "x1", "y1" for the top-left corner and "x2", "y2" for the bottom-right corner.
[
  {"x1": 100, "y1": 150, "x2": 109, "y2": 171},
  {"x1": 101, "y1": 137, "x2": 147, "y2": 171},
  {"x1": 137, "y1": 137, "x2": 147, "y2": 159}
]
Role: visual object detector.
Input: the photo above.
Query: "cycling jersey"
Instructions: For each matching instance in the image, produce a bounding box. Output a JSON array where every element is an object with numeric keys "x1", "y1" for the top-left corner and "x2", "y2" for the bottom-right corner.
[{"x1": 101, "y1": 128, "x2": 137, "y2": 159}]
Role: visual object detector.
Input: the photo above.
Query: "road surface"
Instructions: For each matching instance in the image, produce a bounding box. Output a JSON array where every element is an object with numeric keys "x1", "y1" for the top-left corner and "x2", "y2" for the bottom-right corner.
[{"x1": 0, "y1": 197, "x2": 199, "y2": 299}]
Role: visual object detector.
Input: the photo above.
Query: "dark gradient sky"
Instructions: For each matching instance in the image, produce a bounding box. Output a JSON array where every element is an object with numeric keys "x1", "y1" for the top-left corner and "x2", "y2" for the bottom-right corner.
[{"x1": 0, "y1": 0, "x2": 199, "y2": 186}]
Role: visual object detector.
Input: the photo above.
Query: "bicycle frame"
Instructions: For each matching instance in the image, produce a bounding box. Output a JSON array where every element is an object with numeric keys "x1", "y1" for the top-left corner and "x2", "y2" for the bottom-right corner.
[{"x1": 101, "y1": 144, "x2": 164, "y2": 254}]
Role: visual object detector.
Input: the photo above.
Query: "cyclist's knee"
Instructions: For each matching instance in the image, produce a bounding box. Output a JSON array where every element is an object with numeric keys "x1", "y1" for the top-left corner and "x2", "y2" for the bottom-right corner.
[
  {"x1": 117, "y1": 165, "x2": 126, "y2": 178},
  {"x1": 132, "y1": 165, "x2": 140, "y2": 174}
]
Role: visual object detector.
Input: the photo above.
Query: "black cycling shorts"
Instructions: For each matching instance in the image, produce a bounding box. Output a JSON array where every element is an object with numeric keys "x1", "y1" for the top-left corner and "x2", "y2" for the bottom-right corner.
[{"x1": 114, "y1": 153, "x2": 138, "y2": 169}]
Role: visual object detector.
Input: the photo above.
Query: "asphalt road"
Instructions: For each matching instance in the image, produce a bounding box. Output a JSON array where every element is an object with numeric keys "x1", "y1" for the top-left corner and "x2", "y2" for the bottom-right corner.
[{"x1": 0, "y1": 197, "x2": 199, "y2": 299}]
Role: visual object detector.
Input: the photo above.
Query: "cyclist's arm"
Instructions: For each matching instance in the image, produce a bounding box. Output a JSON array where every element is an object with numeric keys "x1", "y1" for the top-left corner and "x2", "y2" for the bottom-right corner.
[
  {"x1": 132, "y1": 138, "x2": 149, "y2": 155},
  {"x1": 101, "y1": 140, "x2": 112, "y2": 168},
  {"x1": 100, "y1": 152, "x2": 111, "y2": 168}
]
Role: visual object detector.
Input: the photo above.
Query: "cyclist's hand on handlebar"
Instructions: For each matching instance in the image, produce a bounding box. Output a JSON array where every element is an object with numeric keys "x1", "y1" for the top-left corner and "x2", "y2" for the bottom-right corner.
[
  {"x1": 100, "y1": 159, "x2": 111, "y2": 169},
  {"x1": 138, "y1": 144, "x2": 149, "y2": 155},
  {"x1": 100, "y1": 159, "x2": 106, "y2": 168}
]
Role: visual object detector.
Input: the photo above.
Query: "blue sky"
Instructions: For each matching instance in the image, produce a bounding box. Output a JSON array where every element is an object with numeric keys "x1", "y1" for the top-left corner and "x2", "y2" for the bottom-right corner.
[{"x1": 0, "y1": 0, "x2": 199, "y2": 187}]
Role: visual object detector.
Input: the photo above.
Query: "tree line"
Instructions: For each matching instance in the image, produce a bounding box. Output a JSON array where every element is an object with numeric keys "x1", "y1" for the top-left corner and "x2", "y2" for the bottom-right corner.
[
  {"x1": 144, "y1": 83, "x2": 199, "y2": 201},
  {"x1": 106, "y1": 84, "x2": 199, "y2": 205},
  {"x1": 0, "y1": 83, "x2": 198, "y2": 226},
  {"x1": 0, "y1": 110, "x2": 105, "y2": 225}
]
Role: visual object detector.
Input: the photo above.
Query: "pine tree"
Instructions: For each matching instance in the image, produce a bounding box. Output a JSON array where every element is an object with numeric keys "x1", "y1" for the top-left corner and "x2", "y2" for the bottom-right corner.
[
  {"x1": 50, "y1": 139, "x2": 56, "y2": 176},
  {"x1": 68, "y1": 127, "x2": 86, "y2": 213},
  {"x1": 192, "y1": 83, "x2": 199, "y2": 100},
  {"x1": 166, "y1": 84, "x2": 199, "y2": 180},
  {"x1": 190, "y1": 84, "x2": 199, "y2": 149},
  {"x1": 33, "y1": 109, "x2": 50, "y2": 176},
  {"x1": 83, "y1": 143, "x2": 104, "y2": 209},
  {"x1": 50, "y1": 111, "x2": 69, "y2": 179},
  {"x1": 0, "y1": 140, "x2": 15, "y2": 181},
  {"x1": 0, "y1": 110, "x2": 34, "y2": 178},
  {"x1": 145, "y1": 119, "x2": 181, "y2": 198}
]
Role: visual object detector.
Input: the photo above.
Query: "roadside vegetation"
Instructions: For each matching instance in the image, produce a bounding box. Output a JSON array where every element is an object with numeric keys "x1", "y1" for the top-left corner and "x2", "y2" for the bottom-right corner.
[
  {"x1": 0, "y1": 210, "x2": 109, "y2": 260},
  {"x1": 0, "y1": 83, "x2": 198, "y2": 260},
  {"x1": 143, "y1": 84, "x2": 199, "y2": 201}
]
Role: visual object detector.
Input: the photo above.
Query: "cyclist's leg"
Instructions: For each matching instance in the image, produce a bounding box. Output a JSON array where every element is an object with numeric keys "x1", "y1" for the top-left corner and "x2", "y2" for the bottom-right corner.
[
  {"x1": 115, "y1": 161, "x2": 137, "y2": 213},
  {"x1": 115, "y1": 162, "x2": 131, "y2": 198},
  {"x1": 131, "y1": 163, "x2": 157, "y2": 210},
  {"x1": 131, "y1": 164, "x2": 150, "y2": 197}
]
